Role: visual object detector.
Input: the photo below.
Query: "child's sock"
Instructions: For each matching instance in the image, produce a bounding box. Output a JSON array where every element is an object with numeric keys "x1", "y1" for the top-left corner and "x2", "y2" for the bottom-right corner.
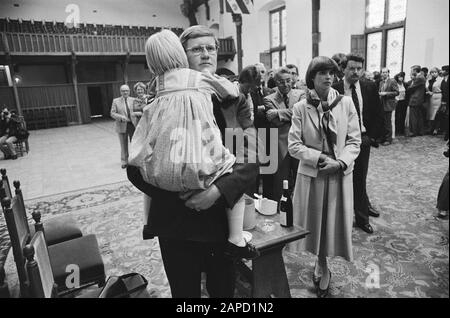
[{"x1": 227, "y1": 196, "x2": 246, "y2": 247}]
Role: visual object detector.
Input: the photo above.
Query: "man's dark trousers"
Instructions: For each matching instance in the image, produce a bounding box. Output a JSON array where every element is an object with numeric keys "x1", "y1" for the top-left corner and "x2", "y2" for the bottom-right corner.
[
  {"x1": 159, "y1": 238, "x2": 235, "y2": 298},
  {"x1": 353, "y1": 134, "x2": 371, "y2": 225}
]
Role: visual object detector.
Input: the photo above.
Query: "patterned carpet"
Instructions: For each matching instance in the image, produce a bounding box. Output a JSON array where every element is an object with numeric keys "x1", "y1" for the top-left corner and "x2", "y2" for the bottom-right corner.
[{"x1": 1, "y1": 135, "x2": 448, "y2": 298}]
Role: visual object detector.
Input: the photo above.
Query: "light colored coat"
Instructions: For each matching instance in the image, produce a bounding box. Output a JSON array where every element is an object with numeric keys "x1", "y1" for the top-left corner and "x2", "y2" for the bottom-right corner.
[
  {"x1": 263, "y1": 88, "x2": 305, "y2": 161},
  {"x1": 287, "y1": 93, "x2": 361, "y2": 261},
  {"x1": 110, "y1": 96, "x2": 135, "y2": 133},
  {"x1": 426, "y1": 77, "x2": 443, "y2": 120},
  {"x1": 288, "y1": 95, "x2": 361, "y2": 177}
]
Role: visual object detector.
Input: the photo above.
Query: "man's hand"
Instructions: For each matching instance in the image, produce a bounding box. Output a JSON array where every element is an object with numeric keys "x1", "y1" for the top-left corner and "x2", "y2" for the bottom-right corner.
[
  {"x1": 184, "y1": 184, "x2": 222, "y2": 211},
  {"x1": 266, "y1": 109, "x2": 278, "y2": 121},
  {"x1": 318, "y1": 157, "x2": 341, "y2": 175}
]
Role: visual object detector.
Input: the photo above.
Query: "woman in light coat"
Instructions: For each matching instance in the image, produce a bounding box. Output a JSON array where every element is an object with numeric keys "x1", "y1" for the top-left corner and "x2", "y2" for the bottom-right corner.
[
  {"x1": 425, "y1": 67, "x2": 443, "y2": 135},
  {"x1": 287, "y1": 56, "x2": 361, "y2": 297}
]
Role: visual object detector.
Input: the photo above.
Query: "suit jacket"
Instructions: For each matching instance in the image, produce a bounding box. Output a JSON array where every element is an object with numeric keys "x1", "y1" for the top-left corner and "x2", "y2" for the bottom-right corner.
[
  {"x1": 288, "y1": 95, "x2": 361, "y2": 177},
  {"x1": 110, "y1": 96, "x2": 136, "y2": 133},
  {"x1": 441, "y1": 77, "x2": 449, "y2": 106},
  {"x1": 264, "y1": 88, "x2": 306, "y2": 160},
  {"x1": 379, "y1": 78, "x2": 399, "y2": 111},
  {"x1": 127, "y1": 94, "x2": 259, "y2": 242},
  {"x1": 406, "y1": 75, "x2": 426, "y2": 108},
  {"x1": 250, "y1": 86, "x2": 275, "y2": 128},
  {"x1": 333, "y1": 80, "x2": 384, "y2": 140}
]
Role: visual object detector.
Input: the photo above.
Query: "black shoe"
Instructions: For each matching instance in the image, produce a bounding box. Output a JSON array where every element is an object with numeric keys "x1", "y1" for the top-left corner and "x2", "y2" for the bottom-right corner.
[
  {"x1": 121, "y1": 164, "x2": 128, "y2": 169},
  {"x1": 381, "y1": 141, "x2": 392, "y2": 146},
  {"x1": 368, "y1": 206, "x2": 380, "y2": 218},
  {"x1": 225, "y1": 241, "x2": 260, "y2": 260},
  {"x1": 356, "y1": 223, "x2": 374, "y2": 234},
  {"x1": 11, "y1": 154, "x2": 18, "y2": 160},
  {"x1": 437, "y1": 211, "x2": 449, "y2": 219},
  {"x1": 317, "y1": 271, "x2": 331, "y2": 298}
]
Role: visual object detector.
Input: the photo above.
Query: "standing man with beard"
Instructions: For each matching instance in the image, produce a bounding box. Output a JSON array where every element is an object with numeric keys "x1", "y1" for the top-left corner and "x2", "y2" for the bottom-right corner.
[{"x1": 333, "y1": 54, "x2": 384, "y2": 234}]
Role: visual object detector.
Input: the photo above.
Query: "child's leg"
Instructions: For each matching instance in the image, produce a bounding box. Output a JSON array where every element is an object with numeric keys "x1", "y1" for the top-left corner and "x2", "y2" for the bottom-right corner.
[
  {"x1": 226, "y1": 195, "x2": 246, "y2": 247},
  {"x1": 143, "y1": 194, "x2": 152, "y2": 225}
]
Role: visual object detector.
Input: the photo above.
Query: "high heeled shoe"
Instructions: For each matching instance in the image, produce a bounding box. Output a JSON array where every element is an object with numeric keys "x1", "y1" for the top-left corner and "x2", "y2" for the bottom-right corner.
[
  {"x1": 317, "y1": 271, "x2": 331, "y2": 298},
  {"x1": 312, "y1": 272, "x2": 321, "y2": 288},
  {"x1": 312, "y1": 262, "x2": 321, "y2": 287}
]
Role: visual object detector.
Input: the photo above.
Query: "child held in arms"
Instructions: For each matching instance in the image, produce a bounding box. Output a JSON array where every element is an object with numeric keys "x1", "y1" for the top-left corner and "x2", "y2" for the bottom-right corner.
[{"x1": 129, "y1": 30, "x2": 259, "y2": 259}]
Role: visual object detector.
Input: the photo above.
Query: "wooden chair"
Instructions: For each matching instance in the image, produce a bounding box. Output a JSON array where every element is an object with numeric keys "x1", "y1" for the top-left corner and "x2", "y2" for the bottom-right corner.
[
  {"x1": 24, "y1": 231, "x2": 149, "y2": 298},
  {"x1": 2, "y1": 197, "x2": 106, "y2": 297},
  {"x1": 0, "y1": 169, "x2": 83, "y2": 245}
]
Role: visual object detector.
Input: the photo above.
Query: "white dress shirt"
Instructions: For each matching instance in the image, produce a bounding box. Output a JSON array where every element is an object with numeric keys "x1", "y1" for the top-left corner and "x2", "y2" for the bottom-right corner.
[{"x1": 344, "y1": 79, "x2": 367, "y2": 133}]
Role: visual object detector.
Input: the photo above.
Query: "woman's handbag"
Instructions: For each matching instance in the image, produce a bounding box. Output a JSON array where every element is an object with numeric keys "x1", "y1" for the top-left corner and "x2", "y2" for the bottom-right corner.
[{"x1": 98, "y1": 273, "x2": 148, "y2": 298}]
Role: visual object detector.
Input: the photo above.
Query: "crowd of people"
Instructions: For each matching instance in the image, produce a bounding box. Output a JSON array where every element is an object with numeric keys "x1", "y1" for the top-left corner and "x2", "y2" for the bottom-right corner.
[{"x1": 106, "y1": 25, "x2": 449, "y2": 298}]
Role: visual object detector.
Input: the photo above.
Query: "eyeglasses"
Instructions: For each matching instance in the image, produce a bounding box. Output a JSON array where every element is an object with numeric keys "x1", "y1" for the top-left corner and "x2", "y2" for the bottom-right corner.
[
  {"x1": 276, "y1": 79, "x2": 292, "y2": 85},
  {"x1": 185, "y1": 44, "x2": 218, "y2": 55}
]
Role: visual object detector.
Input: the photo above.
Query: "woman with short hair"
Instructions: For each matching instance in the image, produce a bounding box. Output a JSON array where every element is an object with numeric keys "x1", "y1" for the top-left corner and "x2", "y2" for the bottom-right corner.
[
  {"x1": 288, "y1": 56, "x2": 361, "y2": 297},
  {"x1": 425, "y1": 67, "x2": 443, "y2": 135},
  {"x1": 131, "y1": 82, "x2": 151, "y2": 127}
]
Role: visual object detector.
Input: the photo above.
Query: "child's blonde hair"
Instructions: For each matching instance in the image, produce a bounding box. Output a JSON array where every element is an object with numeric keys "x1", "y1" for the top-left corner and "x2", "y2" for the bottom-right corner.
[{"x1": 145, "y1": 29, "x2": 189, "y2": 77}]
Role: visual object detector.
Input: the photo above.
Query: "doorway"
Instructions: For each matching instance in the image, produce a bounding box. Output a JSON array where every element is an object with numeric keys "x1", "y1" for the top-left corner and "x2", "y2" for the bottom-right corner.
[{"x1": 88, "y1": 86, "x2": 104, "y2": 118}]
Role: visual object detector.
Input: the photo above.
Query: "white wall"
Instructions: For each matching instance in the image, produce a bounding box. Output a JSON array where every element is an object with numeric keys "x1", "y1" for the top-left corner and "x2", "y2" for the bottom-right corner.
[
  {"x1": 195, "y1": 0, "x2": 363, "y2": 76},
  {"x1": 0, "y1": 0, "x2": 189, "y2": 28},
  {"x1": 319, "y1": 0, "x2": 365, "y2": 57},
  {"x1": 404, "y1": 0, "x2": 449, "y2": 71}
]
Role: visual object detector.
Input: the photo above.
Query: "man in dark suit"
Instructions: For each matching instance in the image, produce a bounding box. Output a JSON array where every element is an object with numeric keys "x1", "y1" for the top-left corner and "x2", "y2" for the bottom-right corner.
[
  {"x1": 406, "y1": 65, "x2": 426, "y2": 137},
  {"x1": 333, "y1": 54, "x2": 384, "y2": 234},
  {"x1": 127, "y1": 25, "x2": 258, "y2": 298},
  {"x1": 251, "y1": 64, "x2": 275, "y2": 195},
  {"x1": 264, "y1": 67, "x2": 305, "y2": 202},
  {"x1": 379, "y1": 68, "x2": 399, "y2": 145}
]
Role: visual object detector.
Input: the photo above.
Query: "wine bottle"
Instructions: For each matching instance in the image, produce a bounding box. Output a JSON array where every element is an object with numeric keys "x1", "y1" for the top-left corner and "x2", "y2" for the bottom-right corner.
[{"x1": 279, "y1": 180, "x2": 293, "y2": 227}]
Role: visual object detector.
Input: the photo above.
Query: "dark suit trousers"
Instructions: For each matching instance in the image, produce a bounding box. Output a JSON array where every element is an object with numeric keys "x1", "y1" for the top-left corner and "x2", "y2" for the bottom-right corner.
[
  {"x1": 158, "y1": 238, "x2": 235, "y2": 298},
  {"x1": 409, "y1": 105, "x2": 424, "y2": 135},
  {"x1": 353, "y1": 134, "x2": 371, "y2": 225},
  {"x1": 395, "y1": 100, "x2": 407, "y2": 134},
  {"x1": 384, "y1": 111, "x2": 393, "y2": 142}
]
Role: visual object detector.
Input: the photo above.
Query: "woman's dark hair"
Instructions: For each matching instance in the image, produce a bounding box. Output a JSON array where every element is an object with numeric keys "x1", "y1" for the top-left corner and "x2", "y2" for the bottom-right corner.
[
  {"x1": 239, "y1": 65, "x2": 260, "y2": 85},
  {"x1": 340, "y1": 54, "x2": 365, "y2": 70},
  {"x1": 305, "y1": 56, "x2": 339, "y2": 89},
  {"x1": 394, "y1": 72, "x2": 406, "y2": 82}
]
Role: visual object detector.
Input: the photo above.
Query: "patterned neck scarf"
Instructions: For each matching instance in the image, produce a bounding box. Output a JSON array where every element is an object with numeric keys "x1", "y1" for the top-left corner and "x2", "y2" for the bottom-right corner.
[{"x1": 306, "y1": 88, "x2": 343, "y2": 150}]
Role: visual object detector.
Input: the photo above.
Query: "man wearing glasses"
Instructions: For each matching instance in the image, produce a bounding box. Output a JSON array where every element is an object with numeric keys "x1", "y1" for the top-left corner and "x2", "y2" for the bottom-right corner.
[
  {"x1": 264, "y1": 67, "x2": 305, "y2": 202},
  {"x1": 127, "y1": 25, "x2": 258, "y2": 298}
]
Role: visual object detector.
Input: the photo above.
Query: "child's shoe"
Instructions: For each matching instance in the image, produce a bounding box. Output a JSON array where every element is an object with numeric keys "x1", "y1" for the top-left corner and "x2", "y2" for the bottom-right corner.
[{"x1": 225, "y1": 241, "x2": 260, "y2": 260}]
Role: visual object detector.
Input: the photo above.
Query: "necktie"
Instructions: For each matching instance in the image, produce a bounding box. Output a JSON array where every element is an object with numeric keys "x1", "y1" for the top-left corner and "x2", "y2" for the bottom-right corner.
[
  {"x1": 125, "y1": 98, "x2": 130, "y2": 121},
  {"x1": 283, "y1": 94, "x2": 289, "y2": 108},
  {"x1": 321, "y1": 101, "x2": 338, "y2": 151},
  {"x1": 350, "y1": 83, "x2": 362, "y2": 128}
]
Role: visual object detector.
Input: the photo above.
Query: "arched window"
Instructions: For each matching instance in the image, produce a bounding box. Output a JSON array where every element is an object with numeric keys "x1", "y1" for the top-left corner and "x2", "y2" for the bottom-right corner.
[{"x1": 365, "y1": 0, "x2": 407, "y2": 75}]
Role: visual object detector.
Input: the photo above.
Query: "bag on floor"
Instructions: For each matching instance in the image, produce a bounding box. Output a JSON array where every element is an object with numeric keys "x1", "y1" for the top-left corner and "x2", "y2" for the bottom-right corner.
[{"x1": 98, "y1": 273, "x2": 148, "y2": 298}]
